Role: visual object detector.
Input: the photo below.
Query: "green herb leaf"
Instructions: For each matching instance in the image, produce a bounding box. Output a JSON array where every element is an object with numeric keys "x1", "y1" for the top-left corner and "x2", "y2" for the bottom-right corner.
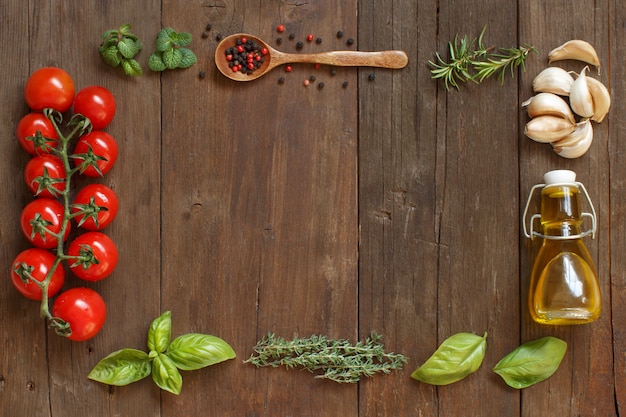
[
  {"x1": 178, "y1": 48, "x2": 197, "y2": 69},
  {"x1": 118, "y1": 37, "x2": 141, "y2": 59},
  {"x1": 101, "y1": 45, "x2": 121, "y2": 67},
  {"x1": 148, "y1": 311, "x2": 171, "y2": 353},
  {"x1": 493, "y1": 336, "x2": 567, "y2": 389},
  {"x1": 167, "y1": 333, "x2": 236, "y2": 371},
  {"x1": 156, "y1": 28, "x2": 174, "y2": 52},
  {"x1": 152, "y1": 353, "x2": 183, "y2": 395},
  {"x1": 88, "y1": 348, "x2": 152, "y2": 386},
  {"x1": 148, "y1": 53, "x2": 167, "y2": 72},
  {"x1": 163, "y1": 48, "x2": 183, "y2": 69},
  {"x1": 175, "y1": 31, "x2": 193, "y2": 47},
  {"x1": 411, "y1": 332, "x2": 487, "y2": 385},
  {"x1": 122, "y1": 59, "x2": 143, "y2": 77}
]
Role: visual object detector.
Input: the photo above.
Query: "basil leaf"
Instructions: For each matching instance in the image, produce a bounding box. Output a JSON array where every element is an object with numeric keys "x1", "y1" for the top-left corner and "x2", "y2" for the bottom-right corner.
[
  {"x1": 88, "y1": 348, "x2": 152, "y2": 386},
  {"x1": 148, "y1": 311, "x2": 172, "y2": 353},
  {"x1": 493, "y1": 336, "x2": 567, "y2": 389},
  {"x1": 411, "y1": 332, "x2": 487, "y2": 385},
  {"x1": 167, "y1": 333, "x2": 236, "y2": 371},
  {"x1": 152, "y1": 353, "x2": 183, "y2": 395}
]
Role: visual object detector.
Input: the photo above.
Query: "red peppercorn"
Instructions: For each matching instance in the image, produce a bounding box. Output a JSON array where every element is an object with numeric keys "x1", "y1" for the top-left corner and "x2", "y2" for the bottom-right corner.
[
  {"x1": 277, "y1": 24, "x2": 285, "y2": 33},
  {"x1": 285, "y1": 65, "x2": 293, "y2": 72},
  {"x1": 240, "y1": 37, "x2": 247, "y2": 43},
  {"x1": 261, "y1": 47, "x2": 269, "y2": 55},
  {"x1": 237, "y1": 45, "x2": 244, "y2": 53},
  {"x1": 248, "y1": 63, "x2": 255, "y2": 70},
  {"x1": 226, "y1": 54, "x2": 233, "y2": 61},
  {"x1": 307, "y1": 34, "x2": 314, "y2": 42},
  {"x1": 313, "y1": 63, "x2": 321, "y2": 69}
]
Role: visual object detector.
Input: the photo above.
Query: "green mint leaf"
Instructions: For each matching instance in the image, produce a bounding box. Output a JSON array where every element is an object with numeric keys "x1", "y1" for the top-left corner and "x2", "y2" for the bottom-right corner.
[
  {"x1": 122, "y1": 59, "x2": 143, "y2": 76},
  {"x1": 147, "y1": 311, "x2": 172, "y2": 353},
  {"x1": 163, "y1": 48, "x2": 182, "y2": 69},
  {"x1": 119, "y1": 23, "x2": 133, "y2": 35},
  {"x1": 118, "y1": 37, "x2": 141, "y2": 59},
  {"x1": 175, "y1": 31, "x2": 192, "y2": 47},
  {"x1": 167, "y1": 333, "x2": 236, "y2": 371},
  {"x1": 493, "y1": 336, "x2": 567, "y2": 389},
  {"x1": 100, "y1": 45, "x2": 122, "y2": 67},
  {"x1": 148, "y1": 53, "x2": 167, "y2": 72},
  {"x1": 156, "y1": 29, "x2": 174, "y2": 52},
  {"x1": 411, "y1": 332, "x2": 487, "y2": 385},
  {"x1": 88, "y1": 348, "x2": 152, "y2": 386},
  {"x1": 152, "y1": 353, "x2": 183, "y2": 395},
  {"x1": 178, "y1": 48, "x2": 197, "y2": 69}
]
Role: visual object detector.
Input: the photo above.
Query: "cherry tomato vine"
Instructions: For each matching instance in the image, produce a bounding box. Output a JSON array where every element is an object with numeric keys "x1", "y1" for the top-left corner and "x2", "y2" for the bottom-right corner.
[{"x1": 12, "y1": 67, "x2": 119, "y2": 341}]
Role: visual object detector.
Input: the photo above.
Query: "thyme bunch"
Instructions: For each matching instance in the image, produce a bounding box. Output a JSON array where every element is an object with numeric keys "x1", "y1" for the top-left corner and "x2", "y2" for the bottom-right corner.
[
  {"x1": 245, "y1": 333, "x2": 407, "y2": 383},
  {"x1": 429, "y1": 26, "x2": 537, "y2": 90}
]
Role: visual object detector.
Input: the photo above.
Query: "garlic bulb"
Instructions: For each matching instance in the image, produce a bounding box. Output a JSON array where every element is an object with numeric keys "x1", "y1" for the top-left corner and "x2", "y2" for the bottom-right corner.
[
  {"x1": 548, "y1": 40, "x2": 601, "y2": 68},
  {"x1": 522, "y1": 93, "x2": 576, "y2": 124},
  {"x1": 524, "y1": 115, "x2": 576, "y2": 143},
  {"x1": 532, "y1": 67, "x2": 574, "y2": 96}
]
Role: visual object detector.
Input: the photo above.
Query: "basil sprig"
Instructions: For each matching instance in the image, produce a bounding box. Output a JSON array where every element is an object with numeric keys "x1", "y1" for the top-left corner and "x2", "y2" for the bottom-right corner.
[
  {"x1": 411, "y1": 332, "x2": 487, "y2": 385},
  {"x1": 493, "y1": 336, "x2": 567, "y2": 389},
  {"x1": 88, "y1": 311, "x2": 236, "y2": 395}
]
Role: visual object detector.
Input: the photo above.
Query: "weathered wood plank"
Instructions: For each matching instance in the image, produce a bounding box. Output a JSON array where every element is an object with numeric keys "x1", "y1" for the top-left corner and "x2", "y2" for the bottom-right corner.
[
  {"x1": 159, "y1": 1, "x2": 358, "y2": 415},
  {"x1": 519, "y1": 0, "x2": 616, "y2": 416}
]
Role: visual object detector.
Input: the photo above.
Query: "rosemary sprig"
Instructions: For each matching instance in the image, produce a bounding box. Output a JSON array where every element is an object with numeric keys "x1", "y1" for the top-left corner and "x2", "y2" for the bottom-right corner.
[
  {"x1": 429, "y1": 26, "x2": 537, "y2": 90},
  {"x1": 246, "y1": 333, "x2": 407, "y2": 383}
]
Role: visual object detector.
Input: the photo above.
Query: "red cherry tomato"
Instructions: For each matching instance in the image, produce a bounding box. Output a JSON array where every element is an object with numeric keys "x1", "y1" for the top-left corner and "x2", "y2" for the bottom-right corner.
[
  {"x1": 73, "y1": 86, "x2": 116, "y2": 130},
  {"x1": 11, "y1": 248, "x2": 65, "y2": 301},
  {"x1": 16, "y1": 113, "x2": 59, "y2": 155},
  {"x1": 67, "y1": 232, "x2": 118, "y2": 281},
  {"x1": 71, "y1": 184, "x2": 119, "y2": 230},
  {"x1": 20, "y1": 198, "x2": 70, "y2": 249},
  {"x1": 24, "y1": 67, "x2": 75, "y2": 113},
  {"x1": 72, "y1": 131, "x2": 119, "y2": 177},
  {"x1": 24, "y1": 154, "x2": 67, "y2": 197},
  {"x1": 52, "y1": 287, "x2": 106, "y2": 341}
]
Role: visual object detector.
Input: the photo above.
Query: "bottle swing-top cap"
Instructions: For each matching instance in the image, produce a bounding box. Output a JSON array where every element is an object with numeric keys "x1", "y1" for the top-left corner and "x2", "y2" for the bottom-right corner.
[{"x1": 522, "y1": 169, "x2": 597, "y2": 240}]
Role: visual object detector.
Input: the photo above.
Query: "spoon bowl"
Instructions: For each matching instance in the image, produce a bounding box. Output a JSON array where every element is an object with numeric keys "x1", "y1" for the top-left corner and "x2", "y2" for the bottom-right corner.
[{"x1": 215, "y1": 33, "x2": 408, "y2": 82}]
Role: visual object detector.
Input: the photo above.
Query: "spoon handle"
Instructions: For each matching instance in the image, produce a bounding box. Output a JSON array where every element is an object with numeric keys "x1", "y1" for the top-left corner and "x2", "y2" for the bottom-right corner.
[{"x1": 275, "y1": 50, "x2": 409, "y2": 69}]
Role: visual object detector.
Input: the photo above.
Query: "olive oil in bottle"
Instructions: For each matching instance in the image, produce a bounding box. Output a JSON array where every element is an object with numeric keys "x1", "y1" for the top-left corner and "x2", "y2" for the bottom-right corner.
[{"x1": 523, "y1": 170, "x2": 601, "y2": 325}]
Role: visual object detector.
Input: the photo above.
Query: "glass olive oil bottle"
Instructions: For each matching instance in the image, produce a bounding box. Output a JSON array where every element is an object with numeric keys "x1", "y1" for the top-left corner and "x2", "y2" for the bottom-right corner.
[{"x1": 523, "y1": 170, "x2": 601, "y2": 325}]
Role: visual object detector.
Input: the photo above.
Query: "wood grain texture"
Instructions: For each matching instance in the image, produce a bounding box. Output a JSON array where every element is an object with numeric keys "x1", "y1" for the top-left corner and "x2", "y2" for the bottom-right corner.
[{"x1": 0, "y1": 0, "x2": 621, "y2": 416}]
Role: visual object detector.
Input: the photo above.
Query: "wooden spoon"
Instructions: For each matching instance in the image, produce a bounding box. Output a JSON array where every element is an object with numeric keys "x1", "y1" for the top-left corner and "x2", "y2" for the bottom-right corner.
[{"x1": 215, "y1": 33, "x2": 409, "y2": 81}]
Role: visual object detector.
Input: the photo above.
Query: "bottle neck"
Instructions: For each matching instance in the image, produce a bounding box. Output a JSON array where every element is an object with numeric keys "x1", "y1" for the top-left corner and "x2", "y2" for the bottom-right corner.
[{"x1": 540, "y1": 184, "x2": 583, "y2": 238}]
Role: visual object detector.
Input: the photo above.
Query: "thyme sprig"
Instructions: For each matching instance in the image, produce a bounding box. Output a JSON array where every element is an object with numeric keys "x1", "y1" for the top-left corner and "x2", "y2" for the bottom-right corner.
[
  {"x1": 245, "y1": 333, "x2": 407, "y2": 383},
  {"x1": 429, "y1": 27, "x2": 537, "y2": 90}
]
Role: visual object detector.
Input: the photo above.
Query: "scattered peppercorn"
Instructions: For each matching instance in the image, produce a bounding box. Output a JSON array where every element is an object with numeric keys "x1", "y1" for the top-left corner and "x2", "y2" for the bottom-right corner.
[
  {"x1": 285, "y1": 65, "x2": 293, "y2": 72},
  {"x1": 278, "y1": 76, "x2": 285, "y2": 84},
  {"x1": 309, "y1": 75, "x2": 316, "y2": 82},
  {"x1": 216, "y1": 34, "x2": 223, "y2": 41},
  {"x1": 296, "y1": 41, "x2": 304, "y2": 49},
  {"x1": 205, "y1": 23, "x2": 212, "y2": 31},
  {"x1": 315, "y1": 37, "x2": 322, "y2": 44},
  {"x1": 342, "y1": 80, "x2": 349, "y2": 88},
  {"x1": 346, "y1": 38, "x2": 354, "y2": 46},
  {"x1": 307, "y1": 34, "x2": 314, "y2": 42},
  {"x1": 336, "y1": 31, "x2": 344, "y2": 38},
  {"x1": 289, "y1": 33, "x2": 295, "y2": 40},
  {"x1": 198, "y1": 70, "x2": 206, "y2": 79},
  {"x1": 303, "y1": 79, "x2": 310, "y2": 86},
  {"x1": 318, "y1": 82, "x2": 324, "y2": 89},
  {"x1": 330, "y1": 69, "x2": 337, "y2": 76},
  {"x1": 277, "y1": 24, "x2": 285, "y2": 33},
  {"x1": 276, "y1": 37, "x2": 283, "y2": 45},
  {"x1": 201, "y1": 32, "x2": 209, "y2": 39},
  {"x1": 313, "y1": 63, "x2": 321, "y2": 69},
  {"x1": 368, "y1": 73, "x2": 375, "y2": 81}
]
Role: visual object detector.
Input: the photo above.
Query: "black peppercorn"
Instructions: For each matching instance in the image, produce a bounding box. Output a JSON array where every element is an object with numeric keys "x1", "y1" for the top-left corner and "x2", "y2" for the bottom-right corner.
[
  {"x1": 199, "y1": 71, "x2": 206, "y2": 79},
  {"x1": 309, "y1": 75, "x2": 316, "y2": 82},
  {"x1": 205, "y1": 23, "x2": 212, "y2": 31},
  {"x1": 342, "y1": 80, "x2": 349, "y2": 88},
  {"x1": 336, "y1": 31, "x2": 344, "y2": 38},
  {"x1": 346, "y1": 38, "x2": 354, "y2": 46},
  {"x1": 216, "y1": 34, "x2": 223, "y2": 41},
  {"x1": 289, "y1": 33, "x2": 295, "y2": 40},
  {"x1": 278, "y1": 76, "x2": 285, "y2": 84},
  {"x1": 368, "y1": 73, "x2": 375, "y2": 81},
  {"x1": 315, "y1": 37, "x2": 322, "y2": 44},
  {"x1": 318, "y1": 82, "x2": 324, "y2": 89},
  {"x1": 276, "y1": 37, "x2": 282, "y2": 45},
  {"x1": 296, "y1": 41, "x2": 304, "y2": 49}
]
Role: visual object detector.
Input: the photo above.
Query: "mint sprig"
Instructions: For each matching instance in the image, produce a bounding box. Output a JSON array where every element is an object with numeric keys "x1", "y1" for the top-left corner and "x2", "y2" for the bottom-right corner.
[
  {"x1": 88, "y1": 311, "x2": 236, "y2": 395},
  {"x1": 99, "y1": 24, "x2": 143, "y2": 76},
  {"x1": 149, "y1": 27, "x2": 197, "y2": 72}
]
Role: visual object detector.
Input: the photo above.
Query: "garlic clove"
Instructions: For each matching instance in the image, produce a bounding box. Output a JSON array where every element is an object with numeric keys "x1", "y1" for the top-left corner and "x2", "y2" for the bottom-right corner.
[
  {"x1": 532, "y1": 67, "x2": 575, "y2": 96},
  {"x1": 522, "y1": 92, "x2": 576, "y2": 124},
  {"x1": 524, "y1": 115, "x2": 576, "y2": 143},
  {"x1": 552, "y1": 120, "x2": 593, "y2": 158},
  {"x1": 586, "y1": 76, "x2": 611, "y2": 122},
  {"x1": 548, "y1": 40, "x2": 601, "y2": 68},
  {"x1": 569, "y1": 67, "x2": 595, "y2": 118}
]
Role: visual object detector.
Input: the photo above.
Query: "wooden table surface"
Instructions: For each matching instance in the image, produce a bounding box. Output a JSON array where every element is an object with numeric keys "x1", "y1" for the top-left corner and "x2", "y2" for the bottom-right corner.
[{"x1": 1, "y1": 0, "x2": 623, "y2": 416}]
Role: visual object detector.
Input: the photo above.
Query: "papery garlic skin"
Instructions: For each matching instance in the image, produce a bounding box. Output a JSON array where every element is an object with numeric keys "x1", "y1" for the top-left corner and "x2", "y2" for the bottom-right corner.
[
  {"x1": 532, "y1": 67, "x2": 575, "y2": 96},
  {"x1": 569, "y1": 67, "x2": 594, "y2": 118},
  {"x1": 522, "y1": 93, "x2": 576, "y2": 124},
  {"x1": 586, "y1": 76, "x2": 611, "y2": 122},
  {"x1": 552, "y1": 120, "x2": 593, "y2": 158},
  {"x1": 548, "y1": 40, "x2": 601, "y2": 68},
  {"x1": 524, "y1": 115, "x2": 576, "y2": 143}
]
